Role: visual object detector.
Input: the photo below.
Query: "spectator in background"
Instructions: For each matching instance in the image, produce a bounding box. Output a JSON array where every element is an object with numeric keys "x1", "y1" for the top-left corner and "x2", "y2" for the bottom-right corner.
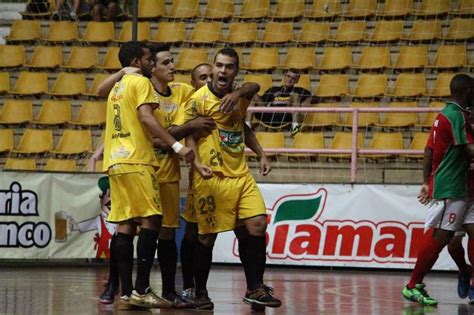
[
  {"x1": 54, "y1": 0, "x2": 84, "y2": 19},
  {"x1": 91, "y1": 0, "x2": 120, "y2": 21},
  {"x1": 252, "y1": 69, "x2": 311, "y2": 135}
]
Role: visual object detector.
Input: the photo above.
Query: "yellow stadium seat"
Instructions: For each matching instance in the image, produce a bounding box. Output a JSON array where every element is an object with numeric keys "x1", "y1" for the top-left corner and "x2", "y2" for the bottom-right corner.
[
  {"x1": 413, "y1": 0, "x2": 451, "y2": 17},
  {"x1": 0, "y1": 99, "x2": 33, "y2": 125},
  {"x1": 62, "y1": 47, "x2": 98, "y2": 71},
  {"x1": 224, "y1": 22, "x2": 258, "y2": 44},
  {"x1": 377, "y1": 0, "x2": 413, "y2": 18},
  {"x1": 316, "y1": 47, "x2": 353, "y2": 71},
  {"x1": 280, "y1": 47, "x2": 315, "y2": 70},
  {"x1": 376, "y1": 102, "x2": 418, "y2": 128},
  {"x1": 175, "y1": 49, "x2": 208, "y2": 71},
  {"x1": 52, "y1": 129, "x2": 92, "y2": 155},
  {"x1": 0, "y1": 45, "x2": 25, "y2": 69},
  {"x1": 271, "y1": 0, "x2": 305, "y2": 20},
  {"x1": 44, "y1": 158, "x2": 77, "y2": 172},
  {"x1": 451, "y1": 0, "x2": 474, "y2": 16},
  {"x1": 48, "y1": 73, "x2": 86, "y2": 97},
  {"x1": 350, "y1": 74, "x2": 388, "y2": 98},
  {"x1": 10, "y1": 72, "x2": 48, "y2": 96},
  {"x1": 320, "y1": 132, "x2": 364, "y2": 160},
  {"x1": 361, "y1": 132, "x2": 404, "y2": 160},
  {"x1": 5, "y1": 20, "x2": 41, "y2": 43},
  {"x1": 4, "y1": 158, "x2": 36, "y2": 171},
  {"x1": 314, "y1": 74, "x2": 349, "y2": 98},
  {"x1": 172, "y1": 74, "x2": 191, "y2": 85},
  {"x1": 242, "y1": 48, "x2": 280, "y2": 71},
  {"x1": 367, "y1": 20, "x2": 404, "y2": 43},
  {"x1": 32, "y1": 100, "x2": 71, "y2": 126},
  {"x1": 11, "y1": 129, "x2": 53, "y2": 155},
  {"x1": 0, "y1": 129, "x2": 14, "y2": 154},
  {"x1": 115, "y1": 21, "x2": 150, "y2": 43},
  {"x1": 425, "y1": 73, "x2": 457, "y2": 98},
  {"x1": 166, "y1": 0, "x2": 200, "y2": 19},
  {"x1": 387, "y1": 73, "x2": 426, "y2": 98},
  {"x1": 151, "y1": 22, "x2": 186, "y2": 44},
  {"x1": 0, "y1": 72, "x2": 9, "y2": 95},
  {"x1": 303, "y1": 103, "x2": 340, "y2": 128},
  {"x1": 342, "y1": 0, "x2": 377, "y2": 19},
  {"x1": 83, "y1": 73, "x2": 110, "y2": 98},
  {"x1": 284, "y1": 132, "x2": 325, "y2": 160},
  {"x1": 402, "y1": 132, "x2": 430, "y2": 159},
  {"x1": 70, "y1": 101, "x2": 106, "y2": 126},
  {"x1": 295, "y1": 74, "x2": 312, "y2": 92},
  {"x1": 237, "y1": 0, "x2": 269, "y2": 20},
  {"x1": 81, "y1": 22, "x2": 114, "y2": 44},
  {"x1": 353, "y1": 46, "x2": 391, "y2": 71},
  {"x1": 187, "y1": 22, "x2": 222, "y2": 44},
  {"x1": 44, "y1": 21, "x2": 78, "y2": 43},
  {"x1": 305, "y1": 0, "x2": 341, "y2": 19},
  {"x1": 296, "y1": 22, "x2": 331, "y2": 44},
  {"x1": 403, "y1": 20, "x2": 442, "y2": 42},
  {"x1": 417, "y1": 102, "x2": 445, "y2": 128},
  {"x1": 330, "y1": 21, "x2": 366, "y2": 43},
  {"x1": 204, "y1": 0, "x2": 234, "y2": 20},
  {"x1": 261, "y1": 22, "x2": 293, "y2": 44},
  {"x1": 138, "y1": 0, "x2": 165, "y2": 19},
  {"x1": 26, "y1": 46, "x2": 62, "y2": 70},
  {"x1": 443, "y1": 18, "x2": 474, "y2": 41},
  {"x1": 98, "y1": 47, "x2": 121, "y2": 71},
  {"x1": 243, "y1": 74, "x2": 273, "y2": 96},
  {"x1": 254, "y1": 132, "x2": 285, "y2": 159},
  {"x1": 338, "y1": 102, "x2": 379, "y2": 128},
  {"x1": 391, "y1": 46, "x2": 428, "y2": 71},
  {"x1": 427, "y1": 45, "x2": 467, "y2": 70}
]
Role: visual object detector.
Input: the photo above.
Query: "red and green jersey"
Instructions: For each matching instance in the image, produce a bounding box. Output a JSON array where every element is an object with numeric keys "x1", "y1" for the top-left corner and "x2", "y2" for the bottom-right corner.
[{"x1": 426, "y1": 102, "x2": 474, "y2": 199}]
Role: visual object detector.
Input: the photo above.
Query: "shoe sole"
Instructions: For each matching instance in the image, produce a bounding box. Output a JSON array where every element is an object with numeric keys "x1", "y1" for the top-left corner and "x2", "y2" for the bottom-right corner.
[
  {"x1": 99, "y1": 299, "x2": 114, "y2": 305},
  {"x1": 243, "y1": 297, "x2": 281, "y2": 308},
  {"x1": 194, "y1": 303, "x2": 214, "y2": 311},
  {"x1": 402, "y1": 294, "x2": 438, "y2": 307}
]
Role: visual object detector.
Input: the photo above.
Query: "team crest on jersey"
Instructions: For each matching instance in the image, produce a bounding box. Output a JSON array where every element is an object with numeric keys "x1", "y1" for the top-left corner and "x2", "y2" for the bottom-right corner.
[
  {"x1": 218, "y1": 129, "x2": 243, "y2": 153},
  {"x1": 160, "y1": 102, "x2": 177, "y2": 113}
]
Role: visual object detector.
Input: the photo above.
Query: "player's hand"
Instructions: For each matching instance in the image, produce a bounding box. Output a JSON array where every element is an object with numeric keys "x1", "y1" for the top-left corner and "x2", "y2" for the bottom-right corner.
[
  {"x1": 177, "y1": 146, "x2": 195, "y2": 163},
  {"x1": 259, "y1": 156, "x2": 271, "y2": 176},
  {"x1": 196, "y1": 162, "x2": 213, "y2": 179},
  {"x1": 152, "y1": 137, "x2": 171, "y2": 152},
  {"x1": 220, "y1": 90, "x2": 240, "y2": 114},
  {"x1": 190, "y1": 116, "x2": 216, "y2": 135},
  {"x1": 121, "y1": 66, "x2": 141, "y2": 76},
  {"x1": 417, "y1": 183, "x2": 431, "y2": 205}
]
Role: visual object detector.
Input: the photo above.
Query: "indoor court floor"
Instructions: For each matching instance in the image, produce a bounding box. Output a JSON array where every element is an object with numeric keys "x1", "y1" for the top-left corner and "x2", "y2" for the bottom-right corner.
[{"x1": 0, "y1": 265, "x2": 472, "y2": 315}]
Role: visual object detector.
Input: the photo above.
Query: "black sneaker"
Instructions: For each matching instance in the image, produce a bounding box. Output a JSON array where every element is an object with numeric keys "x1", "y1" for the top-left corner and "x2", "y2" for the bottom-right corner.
[
  {"x1": 162, "y1": 291, "x2": 194, "y2": 309},
  {"x1": 243, "y1": 285, "x2": 281, "y2": 308},
  {"x1": 99, "y1": 281, "x2": 119, "y2": 304},
  {"x1": 193, "y1": 290, "x2": 214, "y2": 310}
]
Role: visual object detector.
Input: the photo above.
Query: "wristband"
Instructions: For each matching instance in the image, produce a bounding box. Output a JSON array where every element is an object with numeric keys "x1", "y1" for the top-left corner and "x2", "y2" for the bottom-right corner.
[{"x1": 171, "y1": 142, "x2": 184, "y2": 153}]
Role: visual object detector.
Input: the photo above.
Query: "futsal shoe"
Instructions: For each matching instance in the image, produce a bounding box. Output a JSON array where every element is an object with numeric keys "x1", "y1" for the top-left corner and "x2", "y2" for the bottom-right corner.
[
  {"x1": 162, "y1": 291, "x2": 194, "y2": 309},
  {"x1": 130, "y1": 288, "x2": 174, "y2": 309},
  {"x1": 458, "y1": 267, "x2": 472, "y2": 298},
  {"x1": 99, "y1": 281, "x2": 119, "y2": 304},
  {"x1": 243, "y1": 284, "x2": 282, "y2": 308},
  {"x1": 181, "y1": 288, "x2": 195, "y2": 304},
  {"x1": 193, "y1": 289, "x2": 214, "y2": 310},
  {"x1": 402, "y1": 283, "x2": 438, "y2": 306}
]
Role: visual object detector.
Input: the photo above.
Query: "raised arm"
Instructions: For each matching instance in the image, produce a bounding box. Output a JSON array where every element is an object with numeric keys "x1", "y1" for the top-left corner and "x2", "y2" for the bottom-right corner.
[
  {"x1": 220, "y1": 82, "x2": 260, "y2": 114},
  {"x1": 97, "y1": 67, "x2": 140, "y2": 97}
]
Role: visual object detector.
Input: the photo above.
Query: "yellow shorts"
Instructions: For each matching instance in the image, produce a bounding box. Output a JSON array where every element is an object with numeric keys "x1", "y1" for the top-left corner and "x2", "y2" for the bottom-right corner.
[
  {"x1": 193, "y1": 171, "x2": 266, "y2": 235},
  {"x1": 159, "y1": 181, "x2": 180, "y2": 228},
  {"x1": 108, "y1": 163, "x2": 162, "y2": 223},
  {"x1": 182, "y1": 168, "x2": 197, "y2": 223}
]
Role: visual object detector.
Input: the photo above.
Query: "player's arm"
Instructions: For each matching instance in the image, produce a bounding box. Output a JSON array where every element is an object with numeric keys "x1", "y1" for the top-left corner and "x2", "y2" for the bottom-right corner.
[
  {"x1": 220, "y1": 82, "x2": 260, "y2": 114},
  {"x1": 88, "y1": 142, "x2": 104, "y2": 172},
  {"x1": 97, "y1": 67, "x2": 140, "y2": 97},
  {"x1": 168, "y1": 117, "x2": 216, "y2": 142},
  {"x1": 244, "y1": 122, "x2": 271, "y2": 176},
  {"x1": 418, "y1": 147, "x2": 433, "y2": 205},
  {"x1": 185, "y1": 135, "x2": 213, "y2": 179}
]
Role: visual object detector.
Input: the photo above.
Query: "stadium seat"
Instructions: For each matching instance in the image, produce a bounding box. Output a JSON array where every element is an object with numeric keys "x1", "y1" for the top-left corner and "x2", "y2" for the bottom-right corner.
[
  {"x1": 314, "y1": 74, "x2": 350, "y2": 98},
  {"x1": 204, "y1": 0, "x2": 234, "y2": 20},
  {"x1": 236, "y1": 0, "x2": 269, "y2": 20},
  {"x1": 70, "y1": 101, "x2": 107, "y2": 126},
  {"x1": 402, "y1": 132, "x2": 430, "y2": 159},
  {"x1": 254, "y1": 132, "x2": 285, "y2": 159},
  {"x1": 403, "y1": 20, "x2": 442, "y2": 42},
  {"x1": 330, "y1": 21, "x2": 367, "y2": 43},
  {"x1": 451, "y1": 0, "x2": 474, "y2": 16},
  {"x1": 302, "y1": 103, "x2": 340, "y2": 128},
  {"x1": 172, "y1": 73, "x2": 191, "y2": 85},
  {"x1": 44, "y1": 158, "x2": 77, "y2": 172},
  {"x1": 377, "y1": 0, "x2": 413, "y2": 18},
  {"x1": 98, "y1": 47, "x2": 121, "y2": 71},
  {"x1": 80, "y1": 22, "x2": 114, "y2": 44},
  {"x1": 151, "y1": 21, "x2": 186, "y2": 44},
  {"x1": 26, "y1": 46, "x2": 62, "y2": 70},
  {"x1": 305, "y1": 0, "x2": 341, "y2": 19},
  {"x1": 413, "y1": 0, "x2": 451, "y2": 17},
  {"x1": 417, "y1": 102, "x2": 445, "y2": 128},
  {"x1": 166, "y1": 0, "x2": 200, "y2": 19},
  {"x1": 5, "y1": 20, "x2": 41, "y2": 43},
  {"x1": 353, "y1": 46, "x2": 391, "y2": 71},
  {"x1": 10, "y1": 72, "x2": 48, "y2": 96},
  {"x1": 52, "y1": 129, "x2": 92, "y2": 155},
  {"x1": 175, "y1": 49, "x2": 208, "y2": 71},
  {"x1": 342, "y1": 0, "x2": 377, "y2": 19},
  {"x1": 48, "y1": 73, "x2": 86, "y2": 97},
  {"x1": 316, "y1": 47, "x2": 353, "y2": 72},
  {"x1": 0, "y1": 99, "x2": 33, "y2": 125},
  {"x1": 0, "y1": 45, "x2": 25, "y2": 69},
  {"x1": 4, "y1": 158, "x2": 36, "y2": 171},
  {"x1": 387, "y1": 73, "x2": 427, "y2": 98},
  {"x1": 280, "y1": 47, "x2": 315, "y2": 70},
  {"x1": 366, "y1": 20, "x2": 404, "y2": 43},
  {"x1": 44, "y1": 21, "x2": 78, "y2": 43},
  {"x1": 376, "y1": 102, "x2": 418, "y2": 128},
  {"x1": 243, "y1": 74, "x2": 273, "y2": 96},
  {"x1": 32, "y1": 100, "x2": 71, "y2": 126},
  {"x1": 261, "y1": 22, "x2": 294, "y2": 44},
  {"x1": 187, "y1": 22, "x2": 222, "y2": 44},
  {"x1": 350, "y1": 74, "x2": 388, "y2": 98},
  {"x1": 115, "y1": 21, "x2": 150, "y2": 43},
  {"x1": 137, "y1": 0, "x2": 165, "y2": 19},
  {"x1": 83, "y1": 73, "x2": 110, "y2": 98},
  {"x1": 0, "y1": 129, "x2": 14, "y2": 154},
  {"x1": 62, "y1": 47, "x2": 99, "y2": 71},
  {"x1": 295, "y1": 74, "x2": 312, "y2": 92},
  {"x1": 271, "y1": 0, "x2": 305, "y2": 20},
  {"x1": 224, "y1": 22, "x2": 258, "y2": 44},
  {"x1": 320, "y1": 132, "x2": 364, "y2": 160},
  {"x1": 0, "y1": 72, "x2": 9, "y2": 95},
  {"x1": 425, "y1": 73, "x2": 457, "y2": 98},
  {"x1": 296, "y1": 22, "x2": 331, "y2": 44},
  {"x1": 242, "y1": 48, "x2": 280, "y2": 71},
  {"x1": 391, "y1": 46, "x2": 428, "y2": 71},
  {"x1": 284, "y1": 132, "x2": 325, "y2": 160},
  {"x1": 11, "y1": 129, "x2": 53, "y2": 155},
  {"x1": 426, "y1": 45, "x2": 467, "y2": 70},
  {"x1": 361, "y1": 132, "x2": 404, "y2": 160},
  {"x1": 443, "y1": 18, "x2": 474, "y2": 41},
  {"x1": 338, "y1": 102, "x2": 379, "y2": 128}
]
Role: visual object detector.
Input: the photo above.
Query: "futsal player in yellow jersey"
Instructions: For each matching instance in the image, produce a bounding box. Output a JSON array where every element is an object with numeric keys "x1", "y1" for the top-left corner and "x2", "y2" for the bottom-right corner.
[
  {"x1": 102, "y1": 42, "x2": 194, "y2": 309},
  {"x1": 184, "y1": 47, "x2": 282, "y2": 310}
]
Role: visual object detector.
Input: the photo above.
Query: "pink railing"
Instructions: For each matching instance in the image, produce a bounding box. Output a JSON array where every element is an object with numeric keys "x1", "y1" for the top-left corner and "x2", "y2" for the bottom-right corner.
[{"x1": 246, "y1": 106, "x2": 441, "y2": 183}]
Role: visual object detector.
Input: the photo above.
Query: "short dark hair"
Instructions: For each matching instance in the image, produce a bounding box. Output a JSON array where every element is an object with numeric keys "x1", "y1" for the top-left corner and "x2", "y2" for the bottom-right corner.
[
  {"x1": 287, "y1": 68, "x2": 302, "y2": 75},
  {"x1": 149, "y1": 43, "x2": 171, "y2": 58},
  {"x1": 450, "y1": 73, "x2": 474, "y2": 97},
  {"x1": 118, "y1": 41, "x2": 146, "y2": 67},
  {"x1": 214, "y1": 47, "x2": 239, "y2": 69},
  {"x1": 191, "y1": 63, "x2": 212, "y2": 80}
]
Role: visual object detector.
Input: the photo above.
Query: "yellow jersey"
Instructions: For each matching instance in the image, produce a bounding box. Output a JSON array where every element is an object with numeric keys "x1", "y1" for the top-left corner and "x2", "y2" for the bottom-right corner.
[
  {"x1": 153, "y1": 82, "x2": 194, "y2": 182},
  {"x1": 184, "y1": 84, "x2": 250, "y2": 177},
  {"x1": 103, "y1": 74, "x2": 160, "y2": 171}
]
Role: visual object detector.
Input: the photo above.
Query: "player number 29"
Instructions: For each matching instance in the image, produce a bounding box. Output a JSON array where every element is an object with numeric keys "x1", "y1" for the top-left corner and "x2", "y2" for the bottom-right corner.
[
  {"x1": 209, "y1": 149, "x2": 223, "y2": 167},
  {"x1": 198, "y1": 195, "x2": 216, "y2": 214}
]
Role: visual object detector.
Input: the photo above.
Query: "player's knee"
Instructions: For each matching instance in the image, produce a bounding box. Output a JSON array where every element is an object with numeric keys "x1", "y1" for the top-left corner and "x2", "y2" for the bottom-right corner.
[
  {"x1": 234, "y1": 225, "x2": 249, "y2": 240},
  {"x1": 184, "y1": 223, "x2": 198, "y2": 242},
  {"x1": 245, "y1": 215, "x2": 267, "y2": 236},
  {"x1": 141, "y1": 215, "x2": 162, "y2": 232},
  {"x1": 198, "y1": 234, "x2": 217, "y2": 247},
  {"x1": 159, "y1": 226, "x2": 175, "y2": 240}
]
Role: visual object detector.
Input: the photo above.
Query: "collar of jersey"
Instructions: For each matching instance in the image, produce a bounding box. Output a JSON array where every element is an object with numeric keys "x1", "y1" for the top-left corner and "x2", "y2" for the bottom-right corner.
[{"x1": 447, "y1": 101, "x2": 469, "y2": 113}]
